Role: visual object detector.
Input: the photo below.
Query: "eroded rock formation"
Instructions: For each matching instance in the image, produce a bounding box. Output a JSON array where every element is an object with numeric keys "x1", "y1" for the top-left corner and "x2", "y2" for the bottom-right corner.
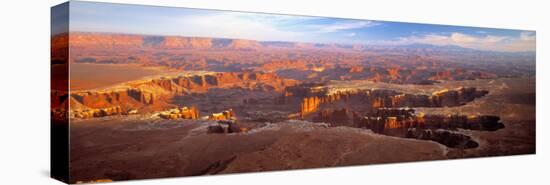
[
  {"x1": 208, "y1": 109, "x2": 236, "y2": 120},
  {"x1": 207, "y1": 120, "x2": 242, "y2": 134},
  {"x1": 158, "y1": 106, "x2": 200, "y2": 120},
  {"x1": 300, "y1": 96, "x2": 321, "y2": 118},
  {"x1": 353, "y1": 108, "x2": 504, "y2": 133},
  {"x1": 296, "y1": 87, "x2": 488, "y2": 119},
  {"x1": 69, "y1": 72, "x2": 297, "y2": 119},
  {"x1": 383, "y1": 87, "x2": 488, "y2": 107},
  {"x1": 314, "y1": 107, "x2": 503, "y2": 148},
  {"x1": 70, "y1": 106, "x2": 125, "y2": 119},
  {"x1": 71, "y1": 88, "x2": 156, "y2": 109},
  {"x1": 428, "y1": 87, "x2": 489, "y2": 107},
  {"x1": 406, "y1": 129, "x2": 479, "y2": 148},
  {"x1": 313, "y1": 108, "x2": 353, "y2": 127}
]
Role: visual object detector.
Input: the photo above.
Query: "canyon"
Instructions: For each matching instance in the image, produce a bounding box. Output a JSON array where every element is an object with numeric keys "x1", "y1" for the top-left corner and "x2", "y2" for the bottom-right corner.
[
  {"x1": 54, "y1": 32, "x2": 536, "y2": 183},
  {"x1": 67, "y1": 71, "x2": 297, "y2": 119},
  {"x1": 297, "y1": 87, "x2": 488, "y2": 118}
]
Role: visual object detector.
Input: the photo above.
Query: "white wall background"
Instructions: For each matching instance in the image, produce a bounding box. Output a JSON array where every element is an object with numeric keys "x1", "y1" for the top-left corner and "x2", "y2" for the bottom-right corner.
[{"x1": 0, "y1": 0, "x2": 547, "y2": 184}]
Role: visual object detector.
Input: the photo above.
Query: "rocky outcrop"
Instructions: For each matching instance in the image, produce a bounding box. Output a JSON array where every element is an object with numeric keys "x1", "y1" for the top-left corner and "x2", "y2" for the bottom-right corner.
[
  {"x1": 312, "y1": 108, "x2": 353, "y2": 127},
  {"x1": 205, "y1": 109, "x2": 243, "y2": 133},
  {"x1": 428, "y1": 87, "x2": 488, "y2": 107},
  {"x1": 298, "y1": 90, "x2": 367, "y2": 118},
  {"x1": 158, "y1": 106, "x2": 200, "y2": 120},
  {"x1": 354, "y1": 108, "x2": 421, "y2": 133},
  {"x1": 69, "y1": 106, "x2": 125, "y2": 119},
  {"x1": 207, "y1": 120, "x2": 242, "y2": 134},
  {"x1": 353, "y1": 108, "x2": 504, "y2": 133},
  {"x1": 406, "y1": 129, "x2": 479, "y2": 149},
  {"x1": 373, "y1": 87, "x2": 488, "y2": 108},
  {"x1": 208, "y1": 109, "x2": 236, "y2": 120},
  {"x1": 300, "y1": 96, "x2": 320, "y2": 118},
  {"x1": 71, "y1": 89, "x2": 155, "y2": 109},
  {"x1": 149, "y1": 71, "x2": 294, "y2": 93}
]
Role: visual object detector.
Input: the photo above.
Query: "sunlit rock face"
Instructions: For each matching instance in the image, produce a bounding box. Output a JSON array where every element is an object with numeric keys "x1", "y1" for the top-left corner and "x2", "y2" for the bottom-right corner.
[
  {"x1": 158, "y1": 106, "x2": 200, "y2": 120},
  {"x1": 208, "y1": 109, "x2": 237, "y2": 121},
  {"x1": 67, "y1": 71, "x2": 297, "y2": 119},
  {"x1": 295, "y1": 87, "x2": 488, "y2": 121}
]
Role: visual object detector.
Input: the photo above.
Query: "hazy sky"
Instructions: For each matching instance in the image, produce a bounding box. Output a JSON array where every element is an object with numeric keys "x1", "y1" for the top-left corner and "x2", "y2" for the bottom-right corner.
[{"x1": 67, "y1": 1, "x2": 536, "y2": 52}]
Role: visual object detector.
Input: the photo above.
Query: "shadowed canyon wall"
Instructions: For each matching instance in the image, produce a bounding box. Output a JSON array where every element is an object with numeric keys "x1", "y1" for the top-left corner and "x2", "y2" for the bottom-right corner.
[{"x1": 296, "y1": 87, "x2": 488, "y2": 118}]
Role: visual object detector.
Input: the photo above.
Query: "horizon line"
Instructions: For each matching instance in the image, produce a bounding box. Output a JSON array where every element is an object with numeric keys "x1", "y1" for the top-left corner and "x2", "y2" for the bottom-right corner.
[{"x1": 54, "y1": 31, "x2": 536, "y2": 54}]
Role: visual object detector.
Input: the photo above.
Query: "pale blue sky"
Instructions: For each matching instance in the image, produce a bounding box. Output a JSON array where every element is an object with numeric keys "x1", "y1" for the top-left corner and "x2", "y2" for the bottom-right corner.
[{"x1": 65, "y1": 1, "x2": 536, "y2": 52}]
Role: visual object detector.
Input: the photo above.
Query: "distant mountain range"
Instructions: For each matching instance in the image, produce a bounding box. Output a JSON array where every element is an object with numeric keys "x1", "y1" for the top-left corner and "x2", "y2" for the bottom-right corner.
[{"x1": 58, "y1": 32, "x2": 535, "y2": 58}]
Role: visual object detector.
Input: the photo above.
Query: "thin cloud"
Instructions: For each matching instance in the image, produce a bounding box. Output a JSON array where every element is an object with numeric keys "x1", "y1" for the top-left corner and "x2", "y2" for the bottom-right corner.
[
  {"x1": 169, "y1": 12, "x2": 379, "y2": 43},
  {"x1": 374, "y1": 32, "x2": 535, "y2": 52},
  {"x1": 307, "y1": 20, "x2": 379, "y2": 33},
  {"x1": 346, "y1": 32, "x2": 357, "y2": 37},
  {"x1": 172, "y1": 12, "x2": 306, "y2": 41}
]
